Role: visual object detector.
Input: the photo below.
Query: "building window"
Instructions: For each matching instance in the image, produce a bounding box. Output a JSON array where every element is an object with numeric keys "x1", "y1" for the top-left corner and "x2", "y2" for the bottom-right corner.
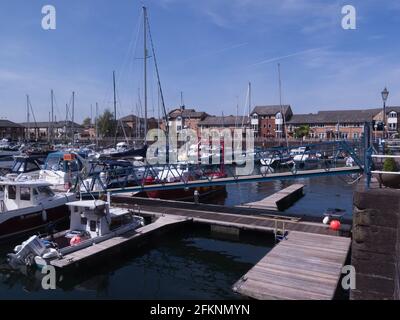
[
  {"x1": 252, "y1": 114, "x2": 258, "y2": 119},
  {"x1": 353, "y1": 133, "x2": 359, "y2": 139},
  {"x1": 389, "y1": 111, "x2": 397, "y2": 118},
  {"x1": 276, "y1": 112, "x2": 282, "y2": 120}
]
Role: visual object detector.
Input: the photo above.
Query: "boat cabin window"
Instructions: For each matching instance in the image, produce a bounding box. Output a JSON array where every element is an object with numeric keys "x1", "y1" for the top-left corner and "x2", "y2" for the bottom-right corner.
[
  {"x1": 20, "y1": 187, "x2": 31, "y2": 201},
  {"x1": 46, "y1": 156, "x2": 63, "y2": 171},
  {"x1": 89, "y1": 220, "x2": 97, "y2": 232},
  {"x1": 11, "y1": 161, "x2": 24, "y2": 173},
  {"x1": 81, "y1": 217, "x2": 87, "y2": 225},
  {"x1": 26, "y1": 161, "x2": 39, "y2": 172},
  {"x1": 37, "y1": 186, "x2": 55, "y2": 197},
  {"x1": 8, "y1": 186, "x2": 16, "y2": 200}
]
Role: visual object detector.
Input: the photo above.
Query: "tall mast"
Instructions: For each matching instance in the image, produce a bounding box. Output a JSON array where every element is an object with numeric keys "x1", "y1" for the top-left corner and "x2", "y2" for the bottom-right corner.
[
  {"x1": 65, "y1": 103, "x2": 69, "y2": 141},
  {"x1": 51, "y1": 89, "x2": 54, "y2": 143},
  {"x1": 26, "y1": 95, "x2": 30, "y2": 141},
  {"x1": 72, "y1": 91, "x2": 75, "y2": 143},
  {"x1": 95, "y1": 102, "x2": 99, "y2": 147},
  {"x1": 278, "y1": 63, "x2": 289, "y2": 148},
  {"x1": 143, "y1": 6, "x2": 148, "y2": 140},
  {"x1": 113, "y1": 71, "x2": 117, "y2": 123},
  {"x1": 248, "y1": 82, "x2": 251, "y2": 117},
  {"x1": 113, "y1": 71, "x2": 118, "y2": 144}
]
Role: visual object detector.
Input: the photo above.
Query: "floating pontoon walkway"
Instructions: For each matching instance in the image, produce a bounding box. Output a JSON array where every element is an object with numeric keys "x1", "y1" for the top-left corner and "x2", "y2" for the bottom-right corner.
[
  {"x1": 83, "y1": 166, "x2": 362, "y2": 196},
  {"x1": 113, "y1": 197, "x2": 350, "y2": 236},
  {"x1": 50, "y1": 215, "x2": 190, "y2": 269},
  {"x1": 233, "y1": 231, "x2": 351, "y2": 300},
  {"x1": 240, "y1": 184, "x2": 304, "y2": 211}
]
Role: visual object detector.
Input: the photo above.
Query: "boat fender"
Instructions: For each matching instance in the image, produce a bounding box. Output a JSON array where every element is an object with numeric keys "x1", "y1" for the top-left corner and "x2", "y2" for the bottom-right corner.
[
  {"x1": 34, "y1": 256, "x2": 48, "y2": 269},
  {"x1": 42, "y1": 209, "x2": 47, "y2": 222},
  {"x1": 322, "y1": 216, "x2": 330, "y2": 225},
  {"x1": 42, "y1": 248, "x2": 59, "y2": 259}
]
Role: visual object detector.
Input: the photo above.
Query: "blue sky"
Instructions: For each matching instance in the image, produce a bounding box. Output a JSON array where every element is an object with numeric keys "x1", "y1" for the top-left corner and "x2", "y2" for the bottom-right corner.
[{"x1": 1, "y1": 0, "x2": 400, "y2": 123}]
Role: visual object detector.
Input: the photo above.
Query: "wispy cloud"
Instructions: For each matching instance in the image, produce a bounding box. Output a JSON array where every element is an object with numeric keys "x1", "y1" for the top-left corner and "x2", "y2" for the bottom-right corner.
[{"x1": 250, "y1": 47, "x2": 328, "y2": 66}]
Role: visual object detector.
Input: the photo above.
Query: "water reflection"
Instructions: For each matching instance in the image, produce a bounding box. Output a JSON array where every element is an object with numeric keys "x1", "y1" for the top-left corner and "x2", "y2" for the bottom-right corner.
[{"x1": 0, "y1": 227, "x2": 273, "y2": 299}]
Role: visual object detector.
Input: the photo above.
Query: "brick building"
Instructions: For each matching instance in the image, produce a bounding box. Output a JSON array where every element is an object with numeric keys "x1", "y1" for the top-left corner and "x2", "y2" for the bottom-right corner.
[
  {"x1": 250, "y1": 105, "x2": 293, "y2": 139},
  {"x1": 0, "y1": 120, "x2": 24, "y2": 140}
]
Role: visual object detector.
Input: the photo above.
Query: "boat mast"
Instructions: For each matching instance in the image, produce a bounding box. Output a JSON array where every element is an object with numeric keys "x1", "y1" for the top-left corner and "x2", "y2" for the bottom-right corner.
[
  {"x1": 51, "y1": 89, "x2": 54, "y2": 144},
  {"x1": 248, "y1": 82, "x2": 251, "y2": 118},
  {"x1": 113, "y1": 70, "x2": 118, "y2": 144},
  {"x1": 26, "y1": 95, "x2": 30, "y2": 141},
  {"x1": 143, "y1": 6, "x2": 148, "y2": 141},
  {"x1": 72, "y1": 91, "x2": 75, "y2": 143},
  {"x1": 95, "y1": 102, "x2": 99, "y2": 147},
  {"x1": 278, "y1": 63, "x2": 289, "y2": 148}
]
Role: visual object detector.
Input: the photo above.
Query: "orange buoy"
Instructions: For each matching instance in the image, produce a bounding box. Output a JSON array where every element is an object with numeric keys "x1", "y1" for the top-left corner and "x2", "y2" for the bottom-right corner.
[
  {"x1": 70, "y1": 236, "x2": 82, "y2": 246},
  {"x1": 330, "y1": 220, "x2": 341, "y2": 231}
]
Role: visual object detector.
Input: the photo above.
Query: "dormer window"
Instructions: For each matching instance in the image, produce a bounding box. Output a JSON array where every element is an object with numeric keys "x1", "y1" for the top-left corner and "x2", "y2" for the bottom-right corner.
[
  {"x1": 276, "y1": 112, "x2": 282, "y2": 119},
  {"x1": 389, "y1": 111, "x2": 397, "y2": 118},
  {"x1": 252, "y1": 114, "x2": 258, "y2": 119}
]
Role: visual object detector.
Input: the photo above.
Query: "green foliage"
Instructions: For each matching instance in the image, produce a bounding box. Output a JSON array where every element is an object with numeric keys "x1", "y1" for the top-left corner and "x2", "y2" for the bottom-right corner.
[
  {"x1": 383, "y1": 157, "x2": 398, "y2": 172},
  {"x1": 294, "y1": 125, "x2": 310, "y2": 139},
  {"x1": 82, "y1": 117, "x2": 92, "y2": 127},
  {"x1": 97, "y1": 109, "x2": 116, "y2": 137}
]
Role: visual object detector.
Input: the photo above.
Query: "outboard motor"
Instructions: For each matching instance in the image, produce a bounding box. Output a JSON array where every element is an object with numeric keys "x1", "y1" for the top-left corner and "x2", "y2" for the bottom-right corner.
[{"x1": 7, "y1": 235, "x2": 47, "y2": 267}]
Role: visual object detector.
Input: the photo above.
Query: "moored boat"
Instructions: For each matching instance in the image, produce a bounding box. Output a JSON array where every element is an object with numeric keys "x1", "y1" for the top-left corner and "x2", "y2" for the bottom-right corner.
[
  {"x1": 7, "y1": 199, "x2": 144, "y2": 268},
  {"x1": 0, "y1": 177, "x2": 75, "y2": 241}
]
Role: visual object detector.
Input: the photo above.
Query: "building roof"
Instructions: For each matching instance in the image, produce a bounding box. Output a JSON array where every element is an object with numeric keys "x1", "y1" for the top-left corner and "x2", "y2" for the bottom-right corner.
[
  {"x1": 198, "y1": 115, "x2": 249, "y2": 127},
  {"x1": 20, "y1": 121, "x2": 83, "y2": 129},
  {"x1": 168, "y1": 108, "x2": 208, "y2": 119},
  {"x1": 0, "y1": 119, "x2": 24, "y2": 128},
  {"x1": 287, "y1": 108, "x2": 381, "y2": 124},
  {"x1": 251, "y1": 105, "x2": 292, "y2": 117},
  {"x1": 119, "y1": 115, "x2": 159, "y2": 123}
]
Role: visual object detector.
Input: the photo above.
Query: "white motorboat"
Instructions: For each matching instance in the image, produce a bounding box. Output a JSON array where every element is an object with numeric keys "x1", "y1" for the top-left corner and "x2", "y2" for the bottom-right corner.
[
  {"x1": 8, "y1": 199, "x2": 144, "y2": 268},
  {"x1": 0, "y1": 177, "x2": 75, "y2": 241}
]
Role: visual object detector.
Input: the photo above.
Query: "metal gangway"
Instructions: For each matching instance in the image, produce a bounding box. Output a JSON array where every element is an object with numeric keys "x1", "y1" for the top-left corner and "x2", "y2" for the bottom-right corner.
[{"x1": 75, "y1": 139, "x2": 365, "y2": 197}]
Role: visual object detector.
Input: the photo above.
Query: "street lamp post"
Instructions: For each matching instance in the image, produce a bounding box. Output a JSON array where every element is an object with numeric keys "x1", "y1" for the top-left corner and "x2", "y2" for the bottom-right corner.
[{"x1": 381, "y1": 87, "x2": 389, "y2": 139}]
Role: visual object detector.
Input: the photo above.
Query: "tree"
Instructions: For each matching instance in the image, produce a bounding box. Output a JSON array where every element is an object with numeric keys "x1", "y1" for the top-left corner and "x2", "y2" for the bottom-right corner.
[
  {"x1": 97, "y1": 109, "x2": 116, "y2": 138},
  {"x1": 82, "y1": 117, "x2": 92, "y2": 128},
  {"x1": 294, "y1": 125, "x2": 310, "y2": 139}
]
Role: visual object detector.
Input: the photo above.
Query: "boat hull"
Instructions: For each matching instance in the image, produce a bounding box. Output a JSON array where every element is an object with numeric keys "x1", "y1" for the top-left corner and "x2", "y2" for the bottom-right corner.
[
  {"x1": 0, "y1": 205, "x2": 70, "y2": 241},
  {"x1": 145, "y1": 185, "x2": 226, "y2": 201}
]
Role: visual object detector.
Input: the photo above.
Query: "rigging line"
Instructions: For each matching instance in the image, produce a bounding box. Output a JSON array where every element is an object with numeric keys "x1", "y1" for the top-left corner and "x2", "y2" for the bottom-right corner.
[
  {"x1": 146, "y1": 14, "x2": 168, "y2": 134},
  {"x1": 116, "y1": 9, "x2": 143, "y2": 84},
  {"x1": 115, "y1": 87, "x2": 129, "y2": 142},
  {"x1": 28, "y1": 98, "x2": 38, "y2": 128},
  {"x1": 241, "y1": 85, "x2": 250, "y2": 128}
]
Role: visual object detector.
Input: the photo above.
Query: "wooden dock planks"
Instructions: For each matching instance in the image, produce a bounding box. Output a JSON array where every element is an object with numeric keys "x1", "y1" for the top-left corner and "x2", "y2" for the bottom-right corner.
[
  {"x1": 50, "y1": 215, "x2": 190, "y2": 269},
  {"x1": 240, "y1": 184, "x2": 304, "y2": 211},
  {"x1": 233, "y1": 230, "x2": 351, "y2": 300}
]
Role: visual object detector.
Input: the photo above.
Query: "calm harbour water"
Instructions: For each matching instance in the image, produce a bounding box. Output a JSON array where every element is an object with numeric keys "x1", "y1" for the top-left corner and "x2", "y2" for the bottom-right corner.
[{"x1": 0, "y1": 176, "x2": 354, "y2": 299}]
